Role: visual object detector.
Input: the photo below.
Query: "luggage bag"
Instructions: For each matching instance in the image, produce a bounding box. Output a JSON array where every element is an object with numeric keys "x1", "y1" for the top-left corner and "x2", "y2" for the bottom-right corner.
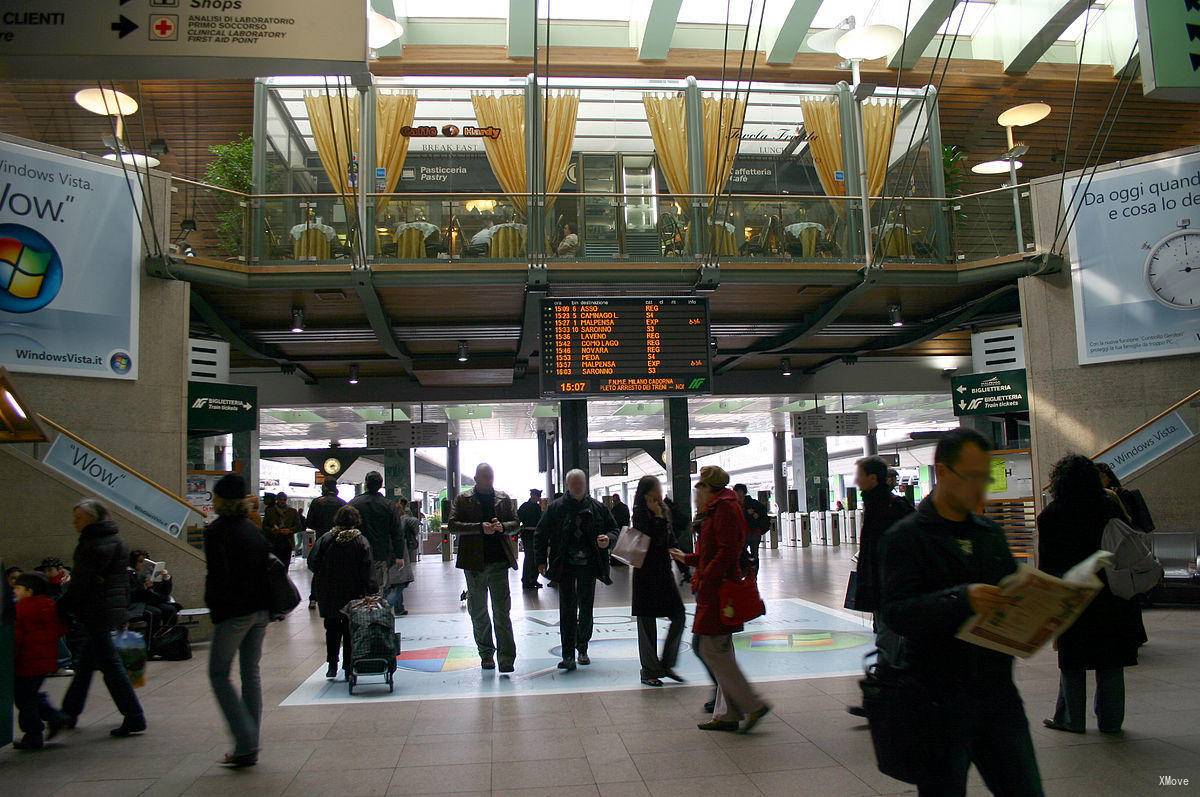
[{"x1": 343, "y1": 595, "x2": 401, "y2": 694}]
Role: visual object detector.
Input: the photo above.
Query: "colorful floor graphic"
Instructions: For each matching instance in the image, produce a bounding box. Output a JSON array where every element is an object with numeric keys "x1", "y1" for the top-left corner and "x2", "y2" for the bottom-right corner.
[{"x1": 280, "y1": 598, "x2": 872, "y2": 706}]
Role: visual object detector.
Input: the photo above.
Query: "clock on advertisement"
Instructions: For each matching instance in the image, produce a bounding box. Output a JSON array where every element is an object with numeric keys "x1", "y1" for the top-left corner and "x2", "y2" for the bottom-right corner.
[
  {"x1": 1144, "y1": 218, "x2": 1200, "y2": 310},
  {"x1": 322, "y1": 458, "x2": 342, "y2": 477}
]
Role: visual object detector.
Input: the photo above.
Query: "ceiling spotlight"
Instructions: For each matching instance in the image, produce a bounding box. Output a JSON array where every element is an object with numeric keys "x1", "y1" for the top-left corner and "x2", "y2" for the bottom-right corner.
[
  {"x1": 74, "y1": 88, "x2": 138, "y2": 116},
  {"x1": 888, "y1": 303, "x2": 903, "y2": 327},
  {"x1": 457, "y1": 341, "x2": 469, "y2": 363},
  {"x1": 348, "y1": 364, "x2": 359, "y2": 385},
  {"x1": 102, "y1": 152, "x2": 160, "y2": 169},
  {"x1": 291, "y1": 307, "x2": 304, "y2": 334},
  {"x1": 368, "y1": 9, "x2": 405, "y2": 50},
  {"x1": 971, "y1": 159, "x2": 1022, "y2": 175},
  {"x1": 780, "y1": 357, "x2": 793, "y2": 377}
]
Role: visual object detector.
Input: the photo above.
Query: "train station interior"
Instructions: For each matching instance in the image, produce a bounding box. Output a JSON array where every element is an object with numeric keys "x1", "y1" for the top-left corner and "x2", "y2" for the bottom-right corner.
[{"x1": 1, "y1": 1, "x2": 1199, "y2": 794}]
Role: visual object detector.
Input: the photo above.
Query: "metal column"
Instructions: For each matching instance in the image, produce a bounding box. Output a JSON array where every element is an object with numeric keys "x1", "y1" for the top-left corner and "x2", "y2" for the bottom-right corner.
[
  {"x1": 836, "y1": 81, "x2": 863, "y2": 260},
  {"x1": 924, "y1": 85, "x2": 951, "y2": 260},
  {"x1": 664, "y1": 397, "x2": 692, "y2": 512},
  {"x1": 685, "y1": 76, "x2": 707, "y2": 258},
  {"x1": 249, "y1": 79, "x2": 269, "y2": 263},
  {"x1": 524, "y1": 74, "x2": 545, "y2": 261},
  {"x1": 560, "y1": 400, "x2": 589, "y2": 475},
  {"x1": 772, "y1": 430, "x2": 788, "y2": 519}
]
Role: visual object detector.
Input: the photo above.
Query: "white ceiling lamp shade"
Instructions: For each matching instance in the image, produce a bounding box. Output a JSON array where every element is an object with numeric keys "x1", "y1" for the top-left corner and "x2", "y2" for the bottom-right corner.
[
  {"x1": 835, "y1": 24, "x2": 904, "y2": 61},
  {"x1": 971, "y1": 159, "x2": 1022, "y2": 175},
  {"x1": 74, "y1": 88, "x2": 138, "y2": 116},
  {"x1": 368, "y1": 9, "x2": 405, "y2": 50},
  {"x1": 807, "y1": 27, "x2": 848, "y2": 54},
  {"x1": 997, "y1": 102, "x2": 1051, "y2": 128},
  {"x1": 102, "y1": 152, "x2": 160, "y2": 169}
]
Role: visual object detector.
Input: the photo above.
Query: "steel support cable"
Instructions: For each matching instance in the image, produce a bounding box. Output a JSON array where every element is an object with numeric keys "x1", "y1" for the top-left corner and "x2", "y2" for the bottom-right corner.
[
  {"x1": 1052, "y1": 50, "x2": 1139, "y2": 255},
  {"x1": 705, "y1": 0, "x2": 734, "y2": 265},
  {"x1": 338, "y1": 76, "x2": 368, "y2": 268},
  {"x1": 98, "y1": 82, "x2": 160, "y2": 260},
  {"x1": 869, "y1": 4, "x2": 966, "y2": 270},
  {"x1": 1051, "y1": 4, "x2": 1094, "y2": 244},
  {"x1": 132, "y1": 81, "x2": 166, "y2": 259}
]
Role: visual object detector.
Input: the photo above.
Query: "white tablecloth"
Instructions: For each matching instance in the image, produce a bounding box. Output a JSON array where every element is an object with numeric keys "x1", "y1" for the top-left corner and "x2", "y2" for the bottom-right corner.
[
  {"x1": 395, "y1": 221, "x2": 439, "y2": 239},
  {"x1": 290, "y1": 222, "x2": 336, "y2": 241},
  {"x1": 785, "y1": 222, "x2": 826, "y2": 236}
]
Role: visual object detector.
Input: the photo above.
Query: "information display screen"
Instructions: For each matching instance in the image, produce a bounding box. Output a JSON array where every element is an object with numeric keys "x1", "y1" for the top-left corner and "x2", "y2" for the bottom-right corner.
[{"x1": 540, "y1": 297, "x2": 712, "y2": 397}]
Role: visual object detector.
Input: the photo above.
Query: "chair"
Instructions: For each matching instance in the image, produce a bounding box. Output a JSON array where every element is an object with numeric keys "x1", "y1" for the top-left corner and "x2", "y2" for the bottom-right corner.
[
  {"x1": 879, "y1": 226, "x2": 914, "y2": 258},
  {"x1": 659, "y1": 213, "x2": 685, "y2": 257},
  {"x1": 710, "y1": 224, "x2": 738, "y2": 257},
  {"x1": 293, "y1": 227, "x2": 331, "y2": 260},
  {"x1": 396, "y1": 227, "x2": 426, "y2": 259},
  {"x1": 785, "y1": 226, "x2": 822, "y2": 258},
  {"x1": 490, "y1": 225, "x2": 526, "y2": 258}
]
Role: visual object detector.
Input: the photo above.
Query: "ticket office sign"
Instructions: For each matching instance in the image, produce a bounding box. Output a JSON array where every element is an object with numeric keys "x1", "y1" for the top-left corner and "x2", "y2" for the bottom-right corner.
[{"x1": 540, "y1": 297, "x2": 712, "y2": 397}]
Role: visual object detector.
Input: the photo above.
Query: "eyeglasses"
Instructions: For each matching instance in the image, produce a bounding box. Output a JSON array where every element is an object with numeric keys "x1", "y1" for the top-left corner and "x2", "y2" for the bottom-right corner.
[{"x1": 944, "y1": 464, "x2": 994, "y2": 486}]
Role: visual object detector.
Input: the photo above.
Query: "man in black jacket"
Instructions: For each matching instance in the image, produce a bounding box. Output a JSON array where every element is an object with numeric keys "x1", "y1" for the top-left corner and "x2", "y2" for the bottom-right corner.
[
  {"x1": 517, "y1": 489, "x2": 544, "y2": 590},
  {"x1": 59, "y1": 499, "x2": 146, "y2": 737},
  {"x1": 733, "y1": 484, "x2": 770, "y2": 569},
  {"x1": 877, "y1": 429, "x2": 1042, "y2": 795},
  {"x1": 846, "y1": 455, "x2": 915, "y2": 718},
  {"x1": 535, "y1": 469, "x2": 618, "y2": 671},
  {"x1": 305, "y1": 481, "x2": 346, "y2": 609},
  {"x1": 349, "y1": 472, "x2": 405, "y2": 596},
  {"x1": 449, "y1": 463, "x2": 521, "y2": 671}
]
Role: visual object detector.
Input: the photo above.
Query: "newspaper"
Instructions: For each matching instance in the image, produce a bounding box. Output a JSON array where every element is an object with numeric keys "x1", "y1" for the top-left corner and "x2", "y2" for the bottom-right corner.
[{"x1": 956, "y1": 551, "x2": 1113, "y2": 658}]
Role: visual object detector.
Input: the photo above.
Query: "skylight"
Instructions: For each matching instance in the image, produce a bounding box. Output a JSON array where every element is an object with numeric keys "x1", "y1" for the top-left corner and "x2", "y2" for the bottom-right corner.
[{"x1": 937, "y1": 1, "x2": 995, "y2": 38}]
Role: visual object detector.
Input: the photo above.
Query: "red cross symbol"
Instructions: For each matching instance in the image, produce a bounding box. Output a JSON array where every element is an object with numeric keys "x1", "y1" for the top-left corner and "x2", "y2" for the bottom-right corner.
[{"x1": 150, "y1": 15, "x2": 177, "y2": 40}]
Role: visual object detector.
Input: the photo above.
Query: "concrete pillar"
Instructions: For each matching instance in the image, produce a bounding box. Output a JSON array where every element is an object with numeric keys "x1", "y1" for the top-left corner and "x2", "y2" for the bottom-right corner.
[
  {"x1": 232, "y1": 429, "x2": 259, "y2": 493},
  {"x1": 446, "y1": 439, "x2": 460, "y2": 498},
  {"x1": 385, "y1": 448, "x2": 412, "y2": 501},
  {"x1": 772, "y1": 430, "x2": 788, "y2": 516},
  {"x1": 790, "y1": 434, "x2": 829, "y2": 513},
  {"x1": 664, "y1": 397, "x2": 691, "y2": 512},
  {"x1": 560, "y1": 400, "x2": 589, "y2": 474}
]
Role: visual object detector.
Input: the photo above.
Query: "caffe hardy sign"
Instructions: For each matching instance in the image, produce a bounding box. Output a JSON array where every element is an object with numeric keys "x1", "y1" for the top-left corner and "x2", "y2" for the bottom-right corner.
[
  {"x1": 187, "y1": 381, "x2": 257, "y2": 435},
  {"x1": 950, "y1": 369, "x2": 1029, "y2": 416}
]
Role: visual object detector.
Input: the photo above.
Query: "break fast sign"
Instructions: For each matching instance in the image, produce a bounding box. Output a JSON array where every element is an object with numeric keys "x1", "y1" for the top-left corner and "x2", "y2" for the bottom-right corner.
[{"x1": 0, "y1": 0, "x2": 368, "y2": 80}]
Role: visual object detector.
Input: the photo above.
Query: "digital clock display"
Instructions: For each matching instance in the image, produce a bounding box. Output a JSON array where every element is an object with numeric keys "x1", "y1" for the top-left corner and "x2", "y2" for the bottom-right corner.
[{"x1": 540, "y1": 297, "x2": 713, "y2": 397}]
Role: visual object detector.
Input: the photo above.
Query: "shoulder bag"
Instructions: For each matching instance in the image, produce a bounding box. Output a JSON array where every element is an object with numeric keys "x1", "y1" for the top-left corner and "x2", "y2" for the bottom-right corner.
[
  {"x1": 611, "y1": 526, "x2": 651, "y2": 568},
  {"x1": 265, "y1": 552, "x2": 301, "y2": 619},
  {"x1": 718, "y1": 566, "x2": 765, "y2": 626}
]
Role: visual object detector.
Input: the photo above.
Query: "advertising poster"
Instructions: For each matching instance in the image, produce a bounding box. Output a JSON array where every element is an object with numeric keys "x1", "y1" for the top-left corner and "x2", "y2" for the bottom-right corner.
[
  {"x1": 1063, "y1": 150, "x2": 1200, "y2": 365},
  {"x1": 0, "y1": 139, "x2": 140, "y2": 379}
]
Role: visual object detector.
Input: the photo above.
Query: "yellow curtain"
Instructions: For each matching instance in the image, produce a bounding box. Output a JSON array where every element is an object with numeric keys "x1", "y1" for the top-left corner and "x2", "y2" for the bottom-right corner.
[
  {"x1": 374, "y1": 91, "x2": 418, "y2": 217},
  {"x1": 642, "y1": 93, "x2": 690, "y2": 197},
  {"x1": 304, "y1": 92, "x2": 360, "y2": 201},
  {"x1": 799, "y1": 97, "x2": 846, "y2": 213},
  {"x1": 700, "y1": 95, "x2": 747, "y2": 199},
  {"x1": 470, "y1": 92, "x2": 580, "y2": 219},
  {"x1": 861, "y1": 99, "x2": 901, "y2": 198}
]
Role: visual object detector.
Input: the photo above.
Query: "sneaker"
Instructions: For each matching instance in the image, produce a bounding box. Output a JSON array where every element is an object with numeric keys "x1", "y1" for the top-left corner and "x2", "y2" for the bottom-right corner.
[
  {"x1": 499, "y1": 662, "x2": 515, "y2": 674},
  {"x1": 577, "y1": 651, "x2": 591, "y2": 666},
  {"x1": 110, "y1": 719, "x2": 147, "y2": 738},
  {"x1": 556, "y1": 658, "x2": 577, "y2": 671},
  {"x1": 697, "y1": 719, "x2": 739, "y2": 732},
  {"x1": 220, "y1": 752, "x2": 259, "y2": 768},
  {"x1": 481, "y1": 658, "x2": 496, "y2": 670},
  {"x1": 326, "y1": 663, "x2": 338, "y2": 679}
]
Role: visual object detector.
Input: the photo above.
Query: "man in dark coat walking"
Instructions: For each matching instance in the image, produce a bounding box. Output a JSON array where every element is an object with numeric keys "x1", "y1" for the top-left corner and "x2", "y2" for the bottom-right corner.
[
  {"x1": 535, "y1": 469, "x2": 618, "y2": 671},
  {"x1": 517, "y1": 488, "x2": 544, "y2": 590},
  {"x1": 877, "y1": 429, "x2": 1042, "y2": 795},
  {"x1": 58, "y1": 499, "x2": 146, "y2": 737},
  {"x1": 349, "y1": 472, "x2": 405, "y2": 596},
  {"x1": 304, "y1": 481, "x2": 346, "y2": 610},
  {"x1": 733, "y1": 484, "x2": 770, "y2": 569},
  {"x1": 846, "y1": 455, "x2": 915, "y2": 717}
]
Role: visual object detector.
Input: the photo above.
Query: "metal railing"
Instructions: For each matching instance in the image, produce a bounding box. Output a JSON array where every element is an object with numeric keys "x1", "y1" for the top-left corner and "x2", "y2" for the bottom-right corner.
[{"x1": 167, "y1": 178, "x2": 1034, "y2": 267}]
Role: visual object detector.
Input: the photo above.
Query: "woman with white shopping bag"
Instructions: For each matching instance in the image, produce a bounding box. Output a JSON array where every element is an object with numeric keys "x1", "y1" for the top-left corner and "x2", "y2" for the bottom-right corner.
[{"x1": 630, "y1": 476, "x2": 687, "y2": 687}]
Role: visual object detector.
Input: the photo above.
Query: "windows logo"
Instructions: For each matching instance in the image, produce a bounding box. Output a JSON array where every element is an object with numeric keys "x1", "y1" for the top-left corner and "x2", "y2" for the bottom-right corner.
[{"x1": 0, "y1": 224, "x2": 63, "y2": 314}]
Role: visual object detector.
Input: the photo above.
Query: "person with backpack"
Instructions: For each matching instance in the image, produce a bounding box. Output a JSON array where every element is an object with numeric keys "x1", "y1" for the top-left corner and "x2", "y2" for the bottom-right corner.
[{"x1": 1038, "y1": 454, "x2": 1143, "y2": 735}]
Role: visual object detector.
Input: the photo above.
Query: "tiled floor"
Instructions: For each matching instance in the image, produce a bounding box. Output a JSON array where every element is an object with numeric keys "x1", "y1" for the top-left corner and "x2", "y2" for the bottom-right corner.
[{"x1": 4, "y1": 543, "x2": 1200, "y2": 796}]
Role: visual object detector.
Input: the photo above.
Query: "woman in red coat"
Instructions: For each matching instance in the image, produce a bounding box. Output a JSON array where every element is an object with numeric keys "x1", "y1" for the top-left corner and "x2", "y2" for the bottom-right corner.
[{"x1": 671, "y1": 465, "x2": 770, "y2": 733}]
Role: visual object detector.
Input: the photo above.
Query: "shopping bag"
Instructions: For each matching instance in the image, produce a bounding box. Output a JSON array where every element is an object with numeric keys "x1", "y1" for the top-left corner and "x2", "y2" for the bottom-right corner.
[
  {"x1": 266, "y1": 553, "x2": 301, "y2": 619},
  {"x1": 844, "y1": 570, "x2": 859, "y2": 611},
  {"x1": 114, "y1": 629, "x2": 147, "y2": 688},
  {"x1": 611, "y1": 526, "x2": 650, "y2": 568}
]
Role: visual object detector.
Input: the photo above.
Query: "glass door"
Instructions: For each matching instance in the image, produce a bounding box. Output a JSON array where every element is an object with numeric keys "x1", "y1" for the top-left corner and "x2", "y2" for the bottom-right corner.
[
  {"x1": 581, "y1": 155, "x2": 618, "y2": 258},
  {"x1": 621, "y1": 155, "x2": 659, "y2": 259}
]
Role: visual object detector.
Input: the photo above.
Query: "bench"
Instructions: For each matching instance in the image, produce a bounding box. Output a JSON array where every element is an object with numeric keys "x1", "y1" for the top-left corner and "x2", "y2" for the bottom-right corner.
[
  {"x1": 1151, "y1": 533, "x2": 1199, "y2": 581},
  {"x1": 176, "y1": 607, "x2": 213, "y2": 642}
]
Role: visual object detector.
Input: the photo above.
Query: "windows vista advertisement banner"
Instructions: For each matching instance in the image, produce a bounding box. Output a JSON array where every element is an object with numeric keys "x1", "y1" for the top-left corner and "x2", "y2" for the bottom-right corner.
[
  {"x1": 1063, "y1": 150, "x2": 1200, "y2": 365},
  {"x1": 0, "y1": 138, "x2": 140, "y2": 379}
]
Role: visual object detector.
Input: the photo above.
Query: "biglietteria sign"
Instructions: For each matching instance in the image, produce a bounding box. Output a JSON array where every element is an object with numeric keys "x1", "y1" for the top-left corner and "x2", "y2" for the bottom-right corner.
[{"x1": 950, "y1": 369, "x2": 1029, "y2": 416}]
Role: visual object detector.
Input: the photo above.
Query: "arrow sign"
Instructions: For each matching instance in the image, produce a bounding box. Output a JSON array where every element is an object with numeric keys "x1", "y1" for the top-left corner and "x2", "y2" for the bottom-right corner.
[
  {"x1": 1190, "y1": 23, "x2": 1200, "y2": 41},
  {"x1": 111, "y1": 15, "x2": 137, "y2": 38},
  {"x1": 956, "y1": 385, "x2": 967, "y2": 393},
  {"x1": 1192, "y1": 52, "x2": 1200, "y2": 71},
  {"x1": 958, "y1": 400, "x2": 967, "y2": 410}
]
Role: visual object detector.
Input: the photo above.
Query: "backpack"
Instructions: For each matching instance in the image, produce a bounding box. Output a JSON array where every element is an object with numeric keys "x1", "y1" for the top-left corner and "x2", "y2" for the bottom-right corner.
[
  {"x1": 1100, "y1": 517, "x2": 1164, "y2": 599},
  {"x1": 150, "y1": 625, "x2": 192, "y2": 661}
]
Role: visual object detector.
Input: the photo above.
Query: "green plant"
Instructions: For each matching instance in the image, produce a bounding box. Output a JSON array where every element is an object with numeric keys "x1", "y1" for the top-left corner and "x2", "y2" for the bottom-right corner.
[
  {"x1": 942, "y1": 144, "x2": 967, "y2": 225},
  {"x1": 205, "y1": 134, "x2": 254, "y2": 256}
]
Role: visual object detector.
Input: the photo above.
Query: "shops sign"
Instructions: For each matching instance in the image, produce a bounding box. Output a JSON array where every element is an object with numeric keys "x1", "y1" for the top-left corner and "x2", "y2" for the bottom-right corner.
[
  {"x1": 1134, "y1": 0, "x2": 1200, "y2": 101},
  {"x1": 187, "y1": 381, "x2": 257, "y2": 435},
  {"x1": 950, "y1": 368, "x2": 1028, "y2": 416}
]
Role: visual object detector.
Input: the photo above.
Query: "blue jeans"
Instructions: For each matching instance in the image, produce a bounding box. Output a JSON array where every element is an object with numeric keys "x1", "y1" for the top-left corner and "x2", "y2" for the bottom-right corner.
[
  {"x1": 14, "y1": 676, "x2": 61, "y2": 738},
  {"x1": 1054, "y1": 667, "x2": 1125, "y2": 733},
  {"x1": 387, "y1": 583, "x2": 409, "y2": 612},
  {"x1": 62, "y1": 627, "x2": 145, "y2": 724},
  {"x1": 208, "y1": 610, "x2": 269, "y2": 757}
]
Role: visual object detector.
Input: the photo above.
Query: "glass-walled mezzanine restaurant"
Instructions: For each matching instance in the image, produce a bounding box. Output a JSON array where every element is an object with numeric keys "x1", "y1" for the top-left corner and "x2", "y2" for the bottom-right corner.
[{"x1": 197, "y1": 75, "x2": 1029, "y2": 266}]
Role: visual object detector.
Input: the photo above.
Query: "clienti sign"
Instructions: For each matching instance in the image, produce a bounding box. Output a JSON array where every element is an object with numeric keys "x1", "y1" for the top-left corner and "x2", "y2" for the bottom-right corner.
[{"x1": 42, "y1": 433, "x2": 196, "y2": 538}]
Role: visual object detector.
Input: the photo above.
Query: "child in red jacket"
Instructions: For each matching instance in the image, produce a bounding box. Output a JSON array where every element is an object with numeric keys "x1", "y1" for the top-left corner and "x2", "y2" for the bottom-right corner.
[{"x1": 12, "y1": 572, "x2": 66, "y2": 750}]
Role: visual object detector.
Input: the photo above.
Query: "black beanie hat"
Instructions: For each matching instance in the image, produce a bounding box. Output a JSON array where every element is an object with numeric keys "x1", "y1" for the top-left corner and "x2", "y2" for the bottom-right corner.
[{"x1": 214, "y1": 473, "x2": 248, "y2": 500}]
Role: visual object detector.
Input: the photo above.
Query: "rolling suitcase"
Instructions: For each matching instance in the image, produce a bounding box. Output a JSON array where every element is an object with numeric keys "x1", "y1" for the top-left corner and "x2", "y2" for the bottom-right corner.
[{"x1": 343, "y1": 595, "x2": 400, "y2": 694}]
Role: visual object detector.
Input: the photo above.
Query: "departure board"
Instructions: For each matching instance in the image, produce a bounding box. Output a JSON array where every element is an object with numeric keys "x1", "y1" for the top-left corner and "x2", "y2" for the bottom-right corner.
[{"x1": 540, "y1": 297, "x2": 712, "y2": 397}]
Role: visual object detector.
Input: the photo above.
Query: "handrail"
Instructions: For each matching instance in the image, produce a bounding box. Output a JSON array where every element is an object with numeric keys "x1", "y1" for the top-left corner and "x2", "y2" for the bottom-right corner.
[{"x1": 38, "y1": 414, "x2": 200, "y2": 513}]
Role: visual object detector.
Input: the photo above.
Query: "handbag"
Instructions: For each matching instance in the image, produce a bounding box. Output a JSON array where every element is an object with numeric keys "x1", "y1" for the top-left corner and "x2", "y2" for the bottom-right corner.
[
  {"x1": 265, "y1": 553, "x2": 301, "y2": 619},
  {"x1": 860, "y1": 657, "x2": 962, "y2": 784},
  {"x1": 844, "y1": 570, "x2": 859, "y2": 611},
  {"x1": 611, "y1": 526, "x2": 651, "y2": 568},
  {"x1": 718, "y1": 568, "x2": 765, "y2": 626}
]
